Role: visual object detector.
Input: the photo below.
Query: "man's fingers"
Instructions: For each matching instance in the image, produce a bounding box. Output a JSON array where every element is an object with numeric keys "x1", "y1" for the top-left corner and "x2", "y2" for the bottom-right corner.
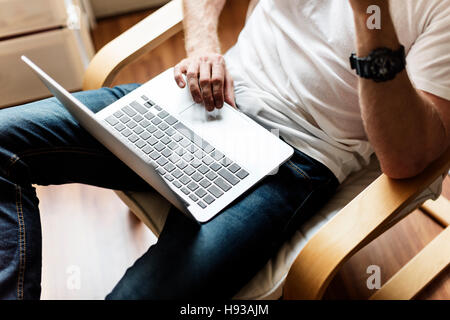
[
  {"x1": 199, "y1": 61, "x2": 215, "y2": 111},
  {"x1": 186, "y1": 61, "x2": 202, "y2": 103},
  {"x1": 175, "y1": 54, "x2": 231, "y2": 109},
  {"x1": 211, "y1": 61, "x2": 225, "y2": 109},
  {"x1": 174, "y1": 61, "x2": 187, "y2": 88},
  {"x1": 224, "y1": 71, "x2": 236, "y2": 108}
]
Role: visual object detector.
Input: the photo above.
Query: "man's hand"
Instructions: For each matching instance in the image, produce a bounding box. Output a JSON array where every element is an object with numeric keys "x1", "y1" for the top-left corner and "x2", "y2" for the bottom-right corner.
[
  {"x1": 174, "y1": 0, "x2": 234, "y2": 111},
  {"x1": 174, "y1": 52, "x2": 236, "y2": 111}
]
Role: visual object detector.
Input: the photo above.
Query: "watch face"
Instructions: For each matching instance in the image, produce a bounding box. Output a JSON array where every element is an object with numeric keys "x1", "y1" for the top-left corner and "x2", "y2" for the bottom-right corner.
[{"x1": 369, "y1": 49, "x2": 401, "y2": 82}]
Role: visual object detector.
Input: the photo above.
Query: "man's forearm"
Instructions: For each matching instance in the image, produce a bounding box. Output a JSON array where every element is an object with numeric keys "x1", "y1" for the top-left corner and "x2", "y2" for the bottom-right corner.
[
  {"x1": 174, "y1": 0, "x2": 235, "y2": 111},
  {"x1": 183, "y1": 0, "x2": 226, "y2": 56},
  {"x1": 350, "y1": 1, "x2": 449, "y2": 178}
]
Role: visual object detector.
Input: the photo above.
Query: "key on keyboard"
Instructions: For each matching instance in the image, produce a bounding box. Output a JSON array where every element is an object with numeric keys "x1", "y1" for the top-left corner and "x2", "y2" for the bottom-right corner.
[{"x1": 130, "y1": 101, "x2": 147, "y2": 114}]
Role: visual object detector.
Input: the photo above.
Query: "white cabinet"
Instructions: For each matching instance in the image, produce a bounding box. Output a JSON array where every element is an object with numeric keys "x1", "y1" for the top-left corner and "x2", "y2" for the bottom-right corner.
[{"x1": 0, "y1": 0, "x2": 94, "y2": 108}]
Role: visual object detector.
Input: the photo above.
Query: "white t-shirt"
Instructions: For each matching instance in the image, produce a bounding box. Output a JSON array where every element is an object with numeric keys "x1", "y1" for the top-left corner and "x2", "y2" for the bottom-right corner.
[{"x1": 225, "y1": 0, "x2": 450, "y2": 182}]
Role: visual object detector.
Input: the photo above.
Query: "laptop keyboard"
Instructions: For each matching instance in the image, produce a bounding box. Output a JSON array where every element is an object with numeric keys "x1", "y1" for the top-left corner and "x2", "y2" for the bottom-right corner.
[{"x1": 104, "y1": 96, "x2": 249, "y2": 210}]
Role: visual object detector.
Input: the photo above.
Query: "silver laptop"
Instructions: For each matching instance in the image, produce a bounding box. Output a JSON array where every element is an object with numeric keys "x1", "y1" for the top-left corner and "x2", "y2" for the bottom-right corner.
[{"x1": 22, "y1": 56, "x2": 293, "y2": 223}]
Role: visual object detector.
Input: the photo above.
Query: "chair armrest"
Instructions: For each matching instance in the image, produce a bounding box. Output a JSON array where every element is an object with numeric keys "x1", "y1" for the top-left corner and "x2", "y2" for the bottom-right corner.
[
  {"x1": 283, "y1": 147, "x2": 450, "y2": 300},
  {"x1": 82, "y1": 0, "x2": 183, "y2": 91}
]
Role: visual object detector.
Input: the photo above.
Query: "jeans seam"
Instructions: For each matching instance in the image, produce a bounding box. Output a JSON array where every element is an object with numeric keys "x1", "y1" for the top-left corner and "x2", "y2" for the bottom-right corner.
[
  {"x1": 5, "y1": 147, "x2": 114, "y2": 179},
  {"x1": 15, "y1": 185, "x2": 26, "y2": 300},
  {"x1": 286, "y1": 160, "x2": 311, "y2": 180}
]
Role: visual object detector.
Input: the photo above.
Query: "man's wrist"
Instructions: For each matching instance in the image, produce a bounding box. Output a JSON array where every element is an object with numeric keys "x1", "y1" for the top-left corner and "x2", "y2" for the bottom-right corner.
[
  {"x1": 185, "y1": 38, "x2": 221, "y2": 57},
  {"x1": 187, "y1": 46, "x2": 221, "y2": 57},
  {"x1": 349, "y1": 0, "x2": 399, "y2": 56}
]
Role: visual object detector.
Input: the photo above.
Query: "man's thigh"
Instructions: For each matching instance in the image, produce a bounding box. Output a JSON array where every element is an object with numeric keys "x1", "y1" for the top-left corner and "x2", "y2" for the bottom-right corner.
[
  {"x1": 0, "y1": 84, "x2": 154, "y2": 299},
  {"x1": 107, "y1": 149, "x2": 339, "y2": 299},
  {"x1": 0, "y1": 84, "x2": 150, "y2": 191}
]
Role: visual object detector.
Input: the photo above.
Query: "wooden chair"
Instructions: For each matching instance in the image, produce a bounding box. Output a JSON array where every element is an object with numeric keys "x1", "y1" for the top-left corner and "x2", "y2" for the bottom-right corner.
[{"x1": 82, "y1": 0, "x2": 450, "y2": 299}]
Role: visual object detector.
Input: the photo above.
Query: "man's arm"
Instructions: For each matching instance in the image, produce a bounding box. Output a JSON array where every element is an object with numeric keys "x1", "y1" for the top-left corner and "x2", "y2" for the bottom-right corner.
[
  {"x1": 174, "y1": 0, "x2": 235, "y2": 111},
  {"x1": 349, "y1": 0, "x2": 450, "y2": 179}
]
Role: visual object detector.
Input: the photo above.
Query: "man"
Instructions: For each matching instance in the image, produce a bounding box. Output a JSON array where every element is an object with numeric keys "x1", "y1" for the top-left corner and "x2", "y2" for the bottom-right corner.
[{"x1": 0, "y1": 0, "x2": 448, "y2": 299}]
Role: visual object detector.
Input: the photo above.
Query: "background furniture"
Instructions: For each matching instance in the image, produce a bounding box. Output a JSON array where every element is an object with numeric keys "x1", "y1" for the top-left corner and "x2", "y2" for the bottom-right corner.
[
  {"x1": 0, "y1": 0, "x2": 94, "y2": 108},
  {"x1": 83, "y1": 0, "x2": 450, "y2": 299},
  {"x1": 90, "y1": 0, "x2": 169, "y2": 18}
]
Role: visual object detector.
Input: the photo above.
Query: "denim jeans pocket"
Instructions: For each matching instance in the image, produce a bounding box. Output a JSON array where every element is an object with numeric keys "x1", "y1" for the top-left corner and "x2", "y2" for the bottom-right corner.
[{"x1": 285, "y1": 159, "x2": 311, "y2": 180}]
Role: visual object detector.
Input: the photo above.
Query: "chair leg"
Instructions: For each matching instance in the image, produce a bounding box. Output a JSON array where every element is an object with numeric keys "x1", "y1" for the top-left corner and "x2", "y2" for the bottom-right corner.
[
  {"x1": 114, "y1": 190, "x2": 171, "y2": 237},
  {"x1": 370, "y1": 225, "x2": 450, "y2": 300},
  {"x1": 420, "y1": 196, "x2": 450, "y2": 227}
]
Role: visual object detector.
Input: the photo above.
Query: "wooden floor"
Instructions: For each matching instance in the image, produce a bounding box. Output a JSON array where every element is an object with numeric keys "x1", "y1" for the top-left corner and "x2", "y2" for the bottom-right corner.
[{"x1": 38, "y1": 0, "x2": 450, "y2": 299}]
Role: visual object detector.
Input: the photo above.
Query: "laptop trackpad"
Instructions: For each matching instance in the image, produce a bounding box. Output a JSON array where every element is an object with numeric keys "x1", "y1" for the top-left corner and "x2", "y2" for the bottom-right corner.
[
  {"x1": 179, "y1": 102, "x2": 224, "y2": 121},
  {"x1": 178, "y1": 102, "x2": 250, "y2": 133},
  {"x1": 178, "y1": 103, "x2": 270, "y2": 168}
]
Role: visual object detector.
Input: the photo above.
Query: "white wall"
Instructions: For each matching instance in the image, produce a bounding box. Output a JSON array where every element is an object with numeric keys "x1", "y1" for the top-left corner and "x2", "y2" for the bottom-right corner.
[{"x1": 90, "y1": 0, "x2": 169, "y2": 18}]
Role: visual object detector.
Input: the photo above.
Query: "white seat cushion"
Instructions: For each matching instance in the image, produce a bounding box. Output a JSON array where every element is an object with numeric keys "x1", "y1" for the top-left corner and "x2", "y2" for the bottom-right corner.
[{"x1": 116, "y1": 155, "x2": 443, "y2": 300}]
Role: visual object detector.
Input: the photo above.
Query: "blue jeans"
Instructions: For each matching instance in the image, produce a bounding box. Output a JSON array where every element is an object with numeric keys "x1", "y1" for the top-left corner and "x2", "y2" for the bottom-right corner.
[{"x1": 0, "y1": 84, "x2": 339, "y2": 300}]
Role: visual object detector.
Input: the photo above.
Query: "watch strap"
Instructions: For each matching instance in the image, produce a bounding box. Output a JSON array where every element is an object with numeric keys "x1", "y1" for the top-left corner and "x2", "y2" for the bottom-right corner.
[{"x1": 350, "y1": 45, "x2": 406, "y2": 81}]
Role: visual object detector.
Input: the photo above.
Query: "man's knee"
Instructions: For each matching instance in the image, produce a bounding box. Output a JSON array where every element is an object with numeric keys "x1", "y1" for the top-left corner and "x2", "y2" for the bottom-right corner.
[
  {"x1": 0, "y1": 110, "x2": 23, "y2": 178},
  {"x1": 0, "y1": 103, "x2": 49, "y2": 183}
]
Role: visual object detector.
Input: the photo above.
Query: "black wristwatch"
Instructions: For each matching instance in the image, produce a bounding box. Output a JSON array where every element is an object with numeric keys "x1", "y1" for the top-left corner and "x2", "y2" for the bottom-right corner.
[{"x1": 350, "y1": 45, "x2": 406, "y2": 82}]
